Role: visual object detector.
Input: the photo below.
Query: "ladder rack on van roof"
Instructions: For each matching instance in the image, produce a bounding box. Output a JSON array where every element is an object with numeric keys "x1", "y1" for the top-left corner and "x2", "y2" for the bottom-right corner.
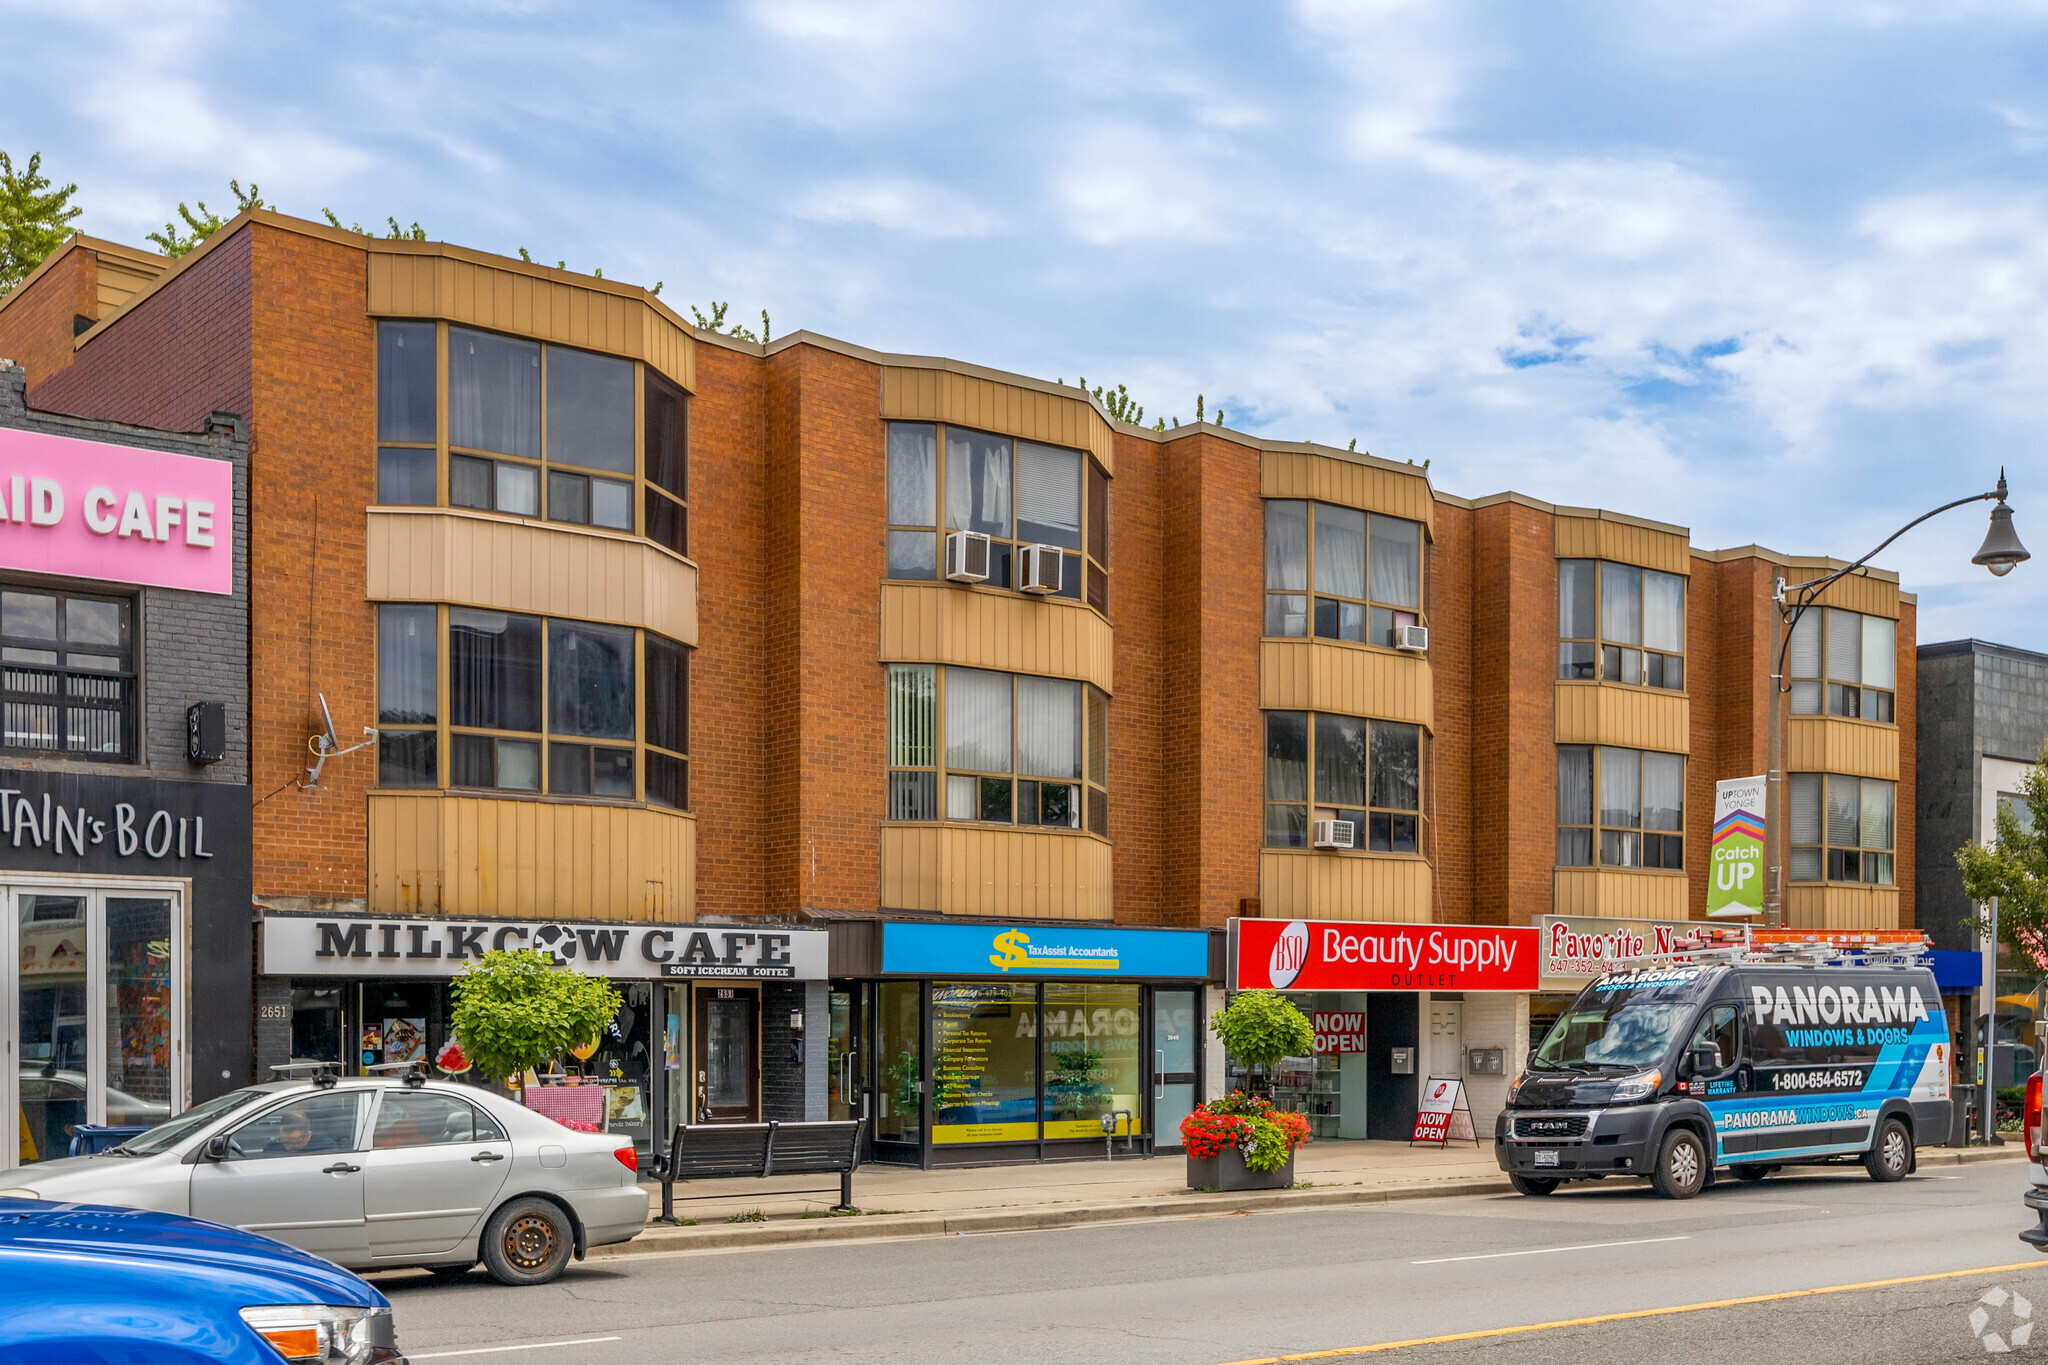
[{"x1": 1607, "y1": 926, "x2": 1931, "y2": 973}]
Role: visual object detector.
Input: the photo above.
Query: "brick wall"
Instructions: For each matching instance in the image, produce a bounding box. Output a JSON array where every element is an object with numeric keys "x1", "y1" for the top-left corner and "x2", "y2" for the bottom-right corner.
[
  {"x1": 1193, "y1": 434, "x2": 1267, "y2": 926},
  {"x1": 1107, "y1": 431, "x2": 1166, "y2": 923},
  {"x1": 1470, "y1": 502, "x2": 1556, "y2": 926},
  {"x1": 760, "y1": 980, "x2": 808, "y2": 1120},
  {"x1": 1430, "y1": 504, "x2": 1475, "y2": 924},
  {"x1": 0, "y1": 244, "x2": 97, "y2": 393}
]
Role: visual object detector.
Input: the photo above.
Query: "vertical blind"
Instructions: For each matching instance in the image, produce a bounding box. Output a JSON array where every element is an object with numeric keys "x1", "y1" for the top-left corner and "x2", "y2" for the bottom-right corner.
[
  {"x1": 1827, "y1": 609, "x2": 1862, "y2": 683},
  {"x1": 1367, "y1": 515, "x2": 1421, "y2": 610},
  {"x1": 1015, "y1": 675, "x2": 1082, "y2": 779},
  {"x1": 945, "y1": 667, "x2": 1012, "y2": 773},
  {"x1": 887, "y1": 664, "x2": 935, "y2": 766}
]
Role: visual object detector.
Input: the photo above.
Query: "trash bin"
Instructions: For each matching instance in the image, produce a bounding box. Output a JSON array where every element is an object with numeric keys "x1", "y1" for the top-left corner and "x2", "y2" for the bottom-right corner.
[{"x1": 67, "y1": 1125, "x2": 151, "y2": 1157}]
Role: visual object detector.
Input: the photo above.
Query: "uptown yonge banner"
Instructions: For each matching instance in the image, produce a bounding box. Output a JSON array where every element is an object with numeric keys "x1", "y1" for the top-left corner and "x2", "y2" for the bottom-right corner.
[
  {"x1": 1708, "y1": 774, "x2": 1767, "y2": 918},
  {"x1": 1229, "y1": 919, "x2": 1539, "y2": 993}
]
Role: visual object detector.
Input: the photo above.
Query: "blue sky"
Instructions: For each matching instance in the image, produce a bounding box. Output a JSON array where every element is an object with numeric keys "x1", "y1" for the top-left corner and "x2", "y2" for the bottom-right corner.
[{"x1": 4, "y1": 1, "x2": 2045, "y2": 647}]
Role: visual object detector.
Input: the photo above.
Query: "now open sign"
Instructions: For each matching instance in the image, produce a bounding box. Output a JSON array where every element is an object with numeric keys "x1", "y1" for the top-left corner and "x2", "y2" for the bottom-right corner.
[{"x1": 1313, "y1": 1011, "x2": 1366, "y2": 1054}]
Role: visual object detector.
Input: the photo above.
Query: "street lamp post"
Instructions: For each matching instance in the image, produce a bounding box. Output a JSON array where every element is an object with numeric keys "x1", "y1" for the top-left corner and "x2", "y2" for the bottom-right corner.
[{"x1": 1761, "y1": 471, "x2": 2030, "y2": 928}]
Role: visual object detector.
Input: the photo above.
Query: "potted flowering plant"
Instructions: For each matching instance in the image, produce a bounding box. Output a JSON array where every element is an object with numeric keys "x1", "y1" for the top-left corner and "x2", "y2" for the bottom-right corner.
[{"x1": 1180, "y1": 1091, "x2": 1312, "y2": 1189}]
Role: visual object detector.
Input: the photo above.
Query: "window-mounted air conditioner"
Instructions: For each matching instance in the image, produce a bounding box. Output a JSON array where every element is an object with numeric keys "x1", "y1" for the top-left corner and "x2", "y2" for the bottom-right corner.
[
  {"x1": 1312, "y1": 819, "x2": 1356, "y2": 850},
  {"x1": 1396, "y1": 624, "x2": 1430, "y2": 652},
  {"x1": 945, "y1": 530, "x2": 991, "y2": 583},
  {"x1": 1019, "y1": 544, "x2": 1062, "y2": 595}
]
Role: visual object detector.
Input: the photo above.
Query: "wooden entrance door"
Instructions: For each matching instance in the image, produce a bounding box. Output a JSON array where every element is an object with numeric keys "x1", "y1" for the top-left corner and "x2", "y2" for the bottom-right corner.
[{"x1": 693, "y1": 988, "x2": 759, "y2": 1123}]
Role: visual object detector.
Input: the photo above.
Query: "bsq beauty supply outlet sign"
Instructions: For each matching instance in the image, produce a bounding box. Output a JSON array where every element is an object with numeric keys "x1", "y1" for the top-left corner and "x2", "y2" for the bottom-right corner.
[
  {"x1": 0, "y1": 428, "x2": 233, "y2": 595},
  {"x1": 1230, "y1": 919, "x2": 1538, "y2": 993}
]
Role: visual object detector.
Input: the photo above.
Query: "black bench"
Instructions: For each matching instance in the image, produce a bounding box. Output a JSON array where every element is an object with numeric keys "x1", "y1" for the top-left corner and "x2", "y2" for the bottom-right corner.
[{"x1": 652, "y1": 1118, "x2": 866, "y2": 1220}]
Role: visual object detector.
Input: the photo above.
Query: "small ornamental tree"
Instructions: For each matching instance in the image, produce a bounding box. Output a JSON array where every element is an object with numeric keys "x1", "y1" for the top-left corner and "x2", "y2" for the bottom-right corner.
[
  {"x1": 1960, "y1": 739, "x2": 2048, "y2": 967},
  {"x1": 449, "y1": 949, "x2": 621, "y2": 1088},
  {"x1": 1211, "y1": 990, "x2": 1315, "y2": 1092}
]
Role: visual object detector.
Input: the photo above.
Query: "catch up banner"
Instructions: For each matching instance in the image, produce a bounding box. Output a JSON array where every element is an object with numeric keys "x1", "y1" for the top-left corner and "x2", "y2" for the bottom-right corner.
[
  {"x1": 1708, "y1": 775, "x2": 1766, "y2": 918},
  {"x1": 1230, "y1": 919, "x2": 1539, "y2": 993}
]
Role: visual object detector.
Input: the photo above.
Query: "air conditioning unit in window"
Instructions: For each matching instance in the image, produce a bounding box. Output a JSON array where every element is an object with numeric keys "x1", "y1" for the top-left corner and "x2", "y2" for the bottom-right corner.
[
  {"x1": 945, "y1": 530, "x2": 991, "y2": 584},
  {"x1": 1019, "y1": 543, "x2": 1062, "y2": 595},
  {"x1": 1396, "y1": 625, "x2": 1430, "y2": 652},
  {"x1": 1312, "y1": 819, "x2": 1356, "y2": 850}
]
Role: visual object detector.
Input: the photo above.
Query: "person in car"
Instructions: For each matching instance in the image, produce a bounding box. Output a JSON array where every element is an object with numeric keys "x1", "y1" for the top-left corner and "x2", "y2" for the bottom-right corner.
[{"x1": 268, "y1": 1110, "x2": 318, "y2": 1155}]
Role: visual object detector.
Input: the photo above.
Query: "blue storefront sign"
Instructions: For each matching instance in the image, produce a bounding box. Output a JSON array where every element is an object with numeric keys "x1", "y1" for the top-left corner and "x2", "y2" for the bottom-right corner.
[{"x1": 880, "y1": 922, "x2": 1211, "y2": 979}]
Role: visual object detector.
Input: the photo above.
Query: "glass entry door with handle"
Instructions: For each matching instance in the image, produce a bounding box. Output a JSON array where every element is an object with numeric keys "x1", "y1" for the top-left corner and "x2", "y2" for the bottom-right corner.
[
  {"x1": 693, "y1": 987, "x2": 758, "y2": 1123},
  {"x1": 6, "y1": 884, "x2": 183, "y2": 1169},
  {"x1": 1151, "y1": 989, "x2": 1200, "y2": 1153}
]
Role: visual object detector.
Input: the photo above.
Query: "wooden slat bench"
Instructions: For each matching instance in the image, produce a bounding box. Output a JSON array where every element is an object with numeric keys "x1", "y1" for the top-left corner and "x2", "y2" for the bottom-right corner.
[{"x1": 652, "y1": 1118, "x2": 866, "y2": 1220}]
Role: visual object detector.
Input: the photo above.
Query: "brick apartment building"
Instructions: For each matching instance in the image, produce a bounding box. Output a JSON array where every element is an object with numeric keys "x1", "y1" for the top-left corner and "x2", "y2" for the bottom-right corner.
[{"x1": 0, "y1": 211, "x2": 1918, "y2": 1162}]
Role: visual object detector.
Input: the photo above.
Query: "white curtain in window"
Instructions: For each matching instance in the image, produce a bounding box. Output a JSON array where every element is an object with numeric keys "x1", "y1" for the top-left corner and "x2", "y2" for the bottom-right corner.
[
  {"x1": 1265, "y1": 711, "x2": 1308, "y2": 802},
  {"x1": 1368, "y1": 515, "x2": 1421, "y2": 609},
  {"x1": 1599, "y1": 746, "x2": 1641, "y2": 827},
  {"x1": 1558, "y1": 561, "x2": 1596, "y2": 639},
  {"x1": 946, "y1": 430, "x2": 1010, "y2": 536},
  {"x1": 1016, "y1": 675, "x2": 1082, "y2": 779},
  {"x1": 1015, "y1": 443, "x2": 1082, "y2": 548},
  {"x1": 1600, "y1": 565, "x2": 1642, "y2": 645},
  {"x1": 1861, "y1": 779, "x2": 1894, "y2": 851},
  {"x1": 1557, "y1": 746, "x2": 1593, "y2": 825},
  {"x1": 1789, "y1": 773, "x2": 1822, "y2": 844},
  {"x1": 1827, "y1": 774, "x2": 1861, "y2": 847},
  {"x1": 1642, "y1": 751, "x2": 1684, "y2": 831},
  {"x1": 945, "y1": 668, "x2": 1011, "y2": 773},
  {"x1": 1266, "y1": 501, "x2": 1308, "y2": 591},
  {"x1": 888, "y1": 424, "x2": 936, "y2": 526},
  {"x1": 1315, "y1": 505, "x2": 1367, "y2": 599},
  {"x1": 1314, "y1": 713, "x2": 1368, "y2": 806},
  {"x1": 1643, "y1": 572, "x2": 1685, "y2": 653},
  {"x1": 887, "y1": 664, "x2": 935, "y2": 767},
  {"x1": 1787, "y1": 610, "x2": 1822, "y2": 679},
  {"x1": 1827, "y1": 609, "x2": 1861, "y2": 683},
  {"x1": 1862, "y1": 615, "x2": 1896, "y2": 690}
]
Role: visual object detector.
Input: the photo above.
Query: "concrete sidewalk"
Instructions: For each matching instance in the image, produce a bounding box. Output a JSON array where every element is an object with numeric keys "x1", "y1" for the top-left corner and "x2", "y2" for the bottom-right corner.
[{"x1": 595, "y1": 1140, "x2": 2026, "y2": 1259}]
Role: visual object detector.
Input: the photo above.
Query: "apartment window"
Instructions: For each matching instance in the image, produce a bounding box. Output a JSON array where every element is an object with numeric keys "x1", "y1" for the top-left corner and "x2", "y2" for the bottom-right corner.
[
  {"x1": 376, "y1": 604, "x2": 686, "y2": 804},
  {"x1": 1264, "y1": 501, "x2": 1423, "y2": 646},
  {"x1": 884, "y1": 664, "x2": 1109, "y2": 834},
  {"x1": 1786, "y1": 607, "x2": 1895, "y2": 721},
  {"x1": 884, "y1": 422, "x2": 1108, "y2": 612},
  {"x1": 1, "y1": 586, "x2": 136, "y2": 762},
  {"x1": 379, "y1": 320, "x2": 691, "y2": 555},
  {"x1": 1558, "y1": 560, "x2": 1685, "y2": 689},
  {"x1": 1557, "y1": 745, "x2": 1684, "y2": 868},
  {"x1": 1790, "y1": 773, "x2": 1893, "y2": 884},
  {"x1": 1264, "y1": 711, "x2": 1423, "y2": 852},
  {"x1": 1998, "y1": 791, "x2": 2036, "y2": 839}
]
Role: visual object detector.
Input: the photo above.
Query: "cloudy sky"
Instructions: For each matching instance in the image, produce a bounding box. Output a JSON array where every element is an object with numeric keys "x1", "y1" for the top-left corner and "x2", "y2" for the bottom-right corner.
[{"x1": 4, "y1": 1, "x2": 2045, "y2": 646}]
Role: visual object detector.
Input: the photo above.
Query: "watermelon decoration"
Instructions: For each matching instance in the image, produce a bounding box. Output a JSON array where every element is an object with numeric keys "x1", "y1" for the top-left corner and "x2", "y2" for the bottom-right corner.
[{"x1": 436, "y1": 1039, "x2": 472, "y2": 1075}]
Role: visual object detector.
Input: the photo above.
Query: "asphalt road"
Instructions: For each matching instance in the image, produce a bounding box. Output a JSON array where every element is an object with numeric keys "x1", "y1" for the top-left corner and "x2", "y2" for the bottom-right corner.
[{"x1": 381, "y1": 1158, "x2": 2046, "y2": 1364}]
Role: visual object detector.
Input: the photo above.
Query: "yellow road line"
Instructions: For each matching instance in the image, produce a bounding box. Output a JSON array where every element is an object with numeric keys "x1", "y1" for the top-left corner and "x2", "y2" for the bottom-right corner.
[{"x1": 1214, "y1": 1261, "x2": 2048, "y2": 1363}]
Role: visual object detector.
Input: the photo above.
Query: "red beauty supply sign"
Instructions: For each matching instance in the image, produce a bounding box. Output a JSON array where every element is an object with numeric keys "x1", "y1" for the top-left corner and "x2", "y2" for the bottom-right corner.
[{"x1": 1230, "y1": 918, "x2": 1539, "y2": 993}]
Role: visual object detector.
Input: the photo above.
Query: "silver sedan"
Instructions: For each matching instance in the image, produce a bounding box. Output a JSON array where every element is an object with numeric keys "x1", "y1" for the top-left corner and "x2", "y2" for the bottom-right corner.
[{"x1": 0, "y1": 1076, "x2": 647, "y2": 1284}]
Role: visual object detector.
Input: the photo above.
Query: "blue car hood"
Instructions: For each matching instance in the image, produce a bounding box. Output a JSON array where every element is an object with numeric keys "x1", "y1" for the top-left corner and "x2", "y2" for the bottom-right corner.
[{"x1": 0, "y1": 1199, "x2": 386, "y2": 1307}]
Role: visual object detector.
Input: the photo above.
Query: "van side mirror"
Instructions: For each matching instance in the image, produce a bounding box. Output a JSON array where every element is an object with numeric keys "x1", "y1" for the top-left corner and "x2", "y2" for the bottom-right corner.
[
  {"x1": 201, "y1": 1135, "x2": 229, "y2": 1163},
  {"x1": 1687, "y1": 1043, "x2": 1720, "y2": 1076}
]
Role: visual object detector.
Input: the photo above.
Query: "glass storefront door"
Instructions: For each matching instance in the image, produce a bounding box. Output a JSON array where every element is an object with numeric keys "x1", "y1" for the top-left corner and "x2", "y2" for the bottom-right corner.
[
  {"x1": 694, "y1": 987, "x2": 758, "y2": 1123},
  {"x1": 827, "y1": 986, "x2": 863, "y2": 1124},
  {"x1": 1152, "y1": 989, "x2": 1199, "y2": 1152},
  {"x1": 5, "y1": 884, "x2": 183, "y2": 1168}
]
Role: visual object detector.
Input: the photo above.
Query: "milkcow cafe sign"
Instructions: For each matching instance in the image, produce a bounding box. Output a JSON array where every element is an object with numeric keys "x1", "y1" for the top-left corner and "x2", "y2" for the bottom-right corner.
[
  {"x1": 261, "y1": 915, "x2": 830, "y2": 981},
  {"x1": 0, "y1": 428, "x2": 234, "y2": 595}
]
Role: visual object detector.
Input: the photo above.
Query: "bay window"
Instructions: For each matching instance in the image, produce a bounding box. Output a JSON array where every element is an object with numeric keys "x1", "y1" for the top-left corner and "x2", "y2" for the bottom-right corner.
[
  {"x1": 374, "y1": 320, "x2": 689, "y2": 556},
  {"x1": 1790, "y1": 773, "x2": 1893, "y2": 883},
  {"x1": 886, "y1": 664, "x2": 1109, "y2": 835},
  {"x1": 1558, "y1": 560, "x2": 1685, "y2": 689},
  {"x1": 375, "y1": 603, "x2": 686, "y2": 805},
  {"x1": 1786, "y1": 608, "x2": 1895, "y2": 721},
  {"x1": 1557, "y1": 745, "x2": 1684, "y2": 868},
  {"x1": 1264, "y1": 711, "x2": 1423, "y2": 851},
  {"x1": 1264, "y1": 501, "x2": 1423, "y2": 646},
  {"x1": 885, "y1": 422, "x2": 1108, "y2": 612}
]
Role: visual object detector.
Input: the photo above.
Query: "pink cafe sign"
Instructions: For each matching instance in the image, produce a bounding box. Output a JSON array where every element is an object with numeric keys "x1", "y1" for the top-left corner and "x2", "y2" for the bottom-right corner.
[{"x1": 0, "y1": 427, "x2": 232, "y2": 595}]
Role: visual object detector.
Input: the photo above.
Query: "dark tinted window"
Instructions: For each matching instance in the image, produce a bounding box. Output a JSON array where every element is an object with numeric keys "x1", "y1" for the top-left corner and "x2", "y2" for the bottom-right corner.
[
  {"x1": 645, "y1": 373, "x2": 687, "y2": 499},
  {"x1": 548, "y1": 621, "x2": 635, "y2": 739},
  {"x1": 378, "y1": 447, "x2": 436, "y2": 505},
  {"x1": 377, "y1": 321, "x2": 436, "y2": 443},
  {"x1": 449, "y1": 327, "x2": 540, "y2": 458},
  {"x1": 645, "y1": 635, "x2": 687, "y2": 755},
  {"x1": 449, "y1": 610, "x2": 541, "y2": 732},
  {"x1": 547, "y1": 347, "x2": 635, "y2": 474}
]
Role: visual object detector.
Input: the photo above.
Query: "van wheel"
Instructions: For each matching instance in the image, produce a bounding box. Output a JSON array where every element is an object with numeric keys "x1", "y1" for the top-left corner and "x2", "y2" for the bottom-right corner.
[
  {"x1": 1651, "y1": 1129, "x2": 1708, "y2": 1199},
  {"x1": 481, "y1": 1198, "x2": 573, "y2": 1286},
  {"x1": 1509, "y1": 1174, "x2": 1559, "y2": 1196},
  {"x1": 1732, "y1": 1164, "x2": 1770, "y2": 1182},
  {"x1": 1865, "y1": 1118, "x2": 1911, "y2": 1183}
]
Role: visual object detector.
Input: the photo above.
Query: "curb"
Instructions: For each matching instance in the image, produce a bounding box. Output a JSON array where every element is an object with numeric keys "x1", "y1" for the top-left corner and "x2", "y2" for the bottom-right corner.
[{"x1": 595, "y1": 1146, "x2": 2032, "y2": 1260}]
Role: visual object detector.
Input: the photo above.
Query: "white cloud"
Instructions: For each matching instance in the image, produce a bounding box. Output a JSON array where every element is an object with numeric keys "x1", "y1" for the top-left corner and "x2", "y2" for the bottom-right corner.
[{"x1": 792, "y1": 179, "x2": 1003, "y2": 239}]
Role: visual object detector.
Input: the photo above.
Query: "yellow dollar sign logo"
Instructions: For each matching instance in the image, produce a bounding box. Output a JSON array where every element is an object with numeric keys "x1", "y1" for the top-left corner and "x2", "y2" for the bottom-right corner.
[{"x1": 988, "y1": 930, "x2": 1031, "y2": 972}]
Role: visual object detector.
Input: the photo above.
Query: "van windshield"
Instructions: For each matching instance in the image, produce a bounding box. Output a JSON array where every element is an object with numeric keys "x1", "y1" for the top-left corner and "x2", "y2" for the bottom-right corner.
[{"x1": 1532, "y1": 968, "x2": 1712, "y2": 1073}]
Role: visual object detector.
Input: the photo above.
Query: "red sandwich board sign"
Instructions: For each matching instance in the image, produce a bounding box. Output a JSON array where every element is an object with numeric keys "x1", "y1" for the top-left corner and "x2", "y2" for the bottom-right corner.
[
  {"x1": 1412, "y1": 1076, "x2": 1476, "y2": 1147},
  {"x1": 1230, "y1": 918, "x2": 1539, "y2": 993}
]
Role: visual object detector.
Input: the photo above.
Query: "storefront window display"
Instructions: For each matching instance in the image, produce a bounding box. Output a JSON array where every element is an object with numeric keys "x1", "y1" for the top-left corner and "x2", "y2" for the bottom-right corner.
[
  {"x1": 932, "y1": 984, "x2": 1038, "y2": 1143},
  {"x1": 1043, "y1": 983, "x2": 1142, "y2": 1139},
  {"x1": 1226, "y1": 991, "x2": 1363, "y2": 1140}
]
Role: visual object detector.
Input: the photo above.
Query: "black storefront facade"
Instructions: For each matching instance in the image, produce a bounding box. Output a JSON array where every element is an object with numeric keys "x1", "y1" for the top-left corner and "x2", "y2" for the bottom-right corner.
[
  {"x1": 256, "y1": 912, "x2": 833, "y2": 1155},
  {"x1": 819, "y1": 916, "x2": 1221, "y2": 1167},
  {"x1": 2, "y1": 368, "x2": 251, "y2": 1171}
]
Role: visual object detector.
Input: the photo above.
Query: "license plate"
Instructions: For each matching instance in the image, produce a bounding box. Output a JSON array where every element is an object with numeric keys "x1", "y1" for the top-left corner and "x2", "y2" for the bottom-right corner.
[{"x1": 1533, "y1": 1149, "x2": 1560, "y2": 1168}]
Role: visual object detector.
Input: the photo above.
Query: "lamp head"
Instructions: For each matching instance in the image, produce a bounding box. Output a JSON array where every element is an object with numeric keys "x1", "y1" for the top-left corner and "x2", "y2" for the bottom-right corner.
[{"x1": 1974, "y1": 485, "x2": 2029, "y2": 577}]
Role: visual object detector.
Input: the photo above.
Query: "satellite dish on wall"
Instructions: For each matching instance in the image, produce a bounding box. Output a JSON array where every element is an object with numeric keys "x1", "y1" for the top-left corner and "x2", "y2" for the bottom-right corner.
[{"x1": 305, "y1": 691, "x2": 377, "y2": 788}]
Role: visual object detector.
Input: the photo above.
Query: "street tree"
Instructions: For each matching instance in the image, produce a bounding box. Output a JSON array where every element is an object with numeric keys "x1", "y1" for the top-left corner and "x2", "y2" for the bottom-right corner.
[
  {"x1": 1959, "y1": 739, "x2": 2048, "y2": 968},
  {"x1": 148, "y1": 180, "x2": 265, "y2": 257},
  {"x1": 1210, "y1": 989, "x2": 1315, "y2": 1093},
  {"x1": 448, "y1": 948, "x2": 621, "y2": 1088},
  {"x1": 0, "y1": 151, "x2": 82, "y2": 296}
]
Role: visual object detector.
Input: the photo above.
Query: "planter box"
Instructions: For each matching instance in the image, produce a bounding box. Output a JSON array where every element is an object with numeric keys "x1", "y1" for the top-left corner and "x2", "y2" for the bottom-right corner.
[{"x1": 1186, "y1": 1148, "x2": 1295, "y2": 1191}]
